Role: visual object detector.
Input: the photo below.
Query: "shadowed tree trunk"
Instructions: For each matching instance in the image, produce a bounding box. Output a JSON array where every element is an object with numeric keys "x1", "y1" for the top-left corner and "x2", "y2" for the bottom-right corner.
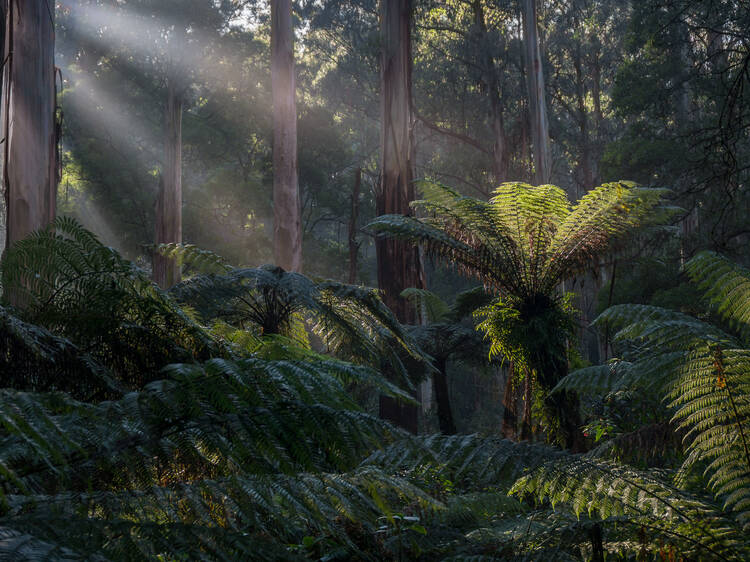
[
  {"x1": 377, "y1": 0, "x2": 423, "y2": 433},
  {"x1": 520, "y1": 373, "x2": 533, "y2": 440},
  {"x1": 472, "y1": 0, "x2": 508, "y2": 184},
  {"x1": 348, "y1": 168, "x2": 361, "y2": 284},
  {"x1": 522, "y1": 0, "x2": 551, "y2": 185},
  {"x1": 433, "y1": 357, "x2": 456, "y2": 435},
  {"x1": 1, "y1": 0, "x2": 57, "y2": 255},
  {"x1": 153, "y1": 77, "x2": 182, "y2": 288},
  {"x1": 501, "y1": 363, "x2": 519, "y2": 440},
  {"x1": 271, "y1": 0, "x2": 302, "y2": 272}
]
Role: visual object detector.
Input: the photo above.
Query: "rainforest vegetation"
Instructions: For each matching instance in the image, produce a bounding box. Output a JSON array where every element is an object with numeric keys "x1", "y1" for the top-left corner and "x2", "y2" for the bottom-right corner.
[{"x1": 0, "y1": 0, "x2": 748, "y2": 559}]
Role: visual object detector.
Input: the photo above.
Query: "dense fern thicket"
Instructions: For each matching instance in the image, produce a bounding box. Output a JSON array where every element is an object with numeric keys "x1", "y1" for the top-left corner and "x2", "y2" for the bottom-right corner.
[{"x1": 0, "y1": 221, "x2": 748, "y2": 560}]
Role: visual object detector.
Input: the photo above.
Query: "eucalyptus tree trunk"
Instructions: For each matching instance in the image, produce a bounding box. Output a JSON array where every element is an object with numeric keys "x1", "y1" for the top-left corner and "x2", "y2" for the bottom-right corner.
[
  {"x1": 472, "y1": 0, "x2": 508, "y2": 184},
  {"x1": 573, "y1": 37, "x2": 592, "y2": 194},
  {"x1": 377, "y1": 0, "x2": 422, "y2": 433},
  {"x1": 0, "y1": 0, "x2": 58, "y2": 253},
  {"x1": 153, "y1": 77, "x2": 183, "y2": 289},
  {"x1": 271, "y1": 0, "x2": 302, "y2": 272},
  {"x1": 522, "y1": 0, "x2": 551, "y2": 186}
]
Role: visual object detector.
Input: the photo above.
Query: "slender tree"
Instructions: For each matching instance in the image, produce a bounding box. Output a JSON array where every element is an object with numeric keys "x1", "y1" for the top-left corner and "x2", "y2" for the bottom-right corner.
[
  {"x1": 377, "y1": 0, "x2": 423, "y2": 433},
  {"x1": 153, "y1": 72, "x2": 184, "y2": 288},
  {"x1": 0, "y1": 0, "x2": 58, "y2": 252},
  {"x1": 271, "y1": 0, "x2": 302, "y2": 272},
  {"x1": 522, "y1": 0, "x2": 552, "y2": 186},
  {"x1": 348, "y1": 167, "x2": 361, "y2": 284}
]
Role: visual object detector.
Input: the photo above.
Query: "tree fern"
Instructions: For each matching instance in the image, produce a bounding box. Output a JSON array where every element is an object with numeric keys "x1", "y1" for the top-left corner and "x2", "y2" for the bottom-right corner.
[
  {"x1": 370, "y1": 181, "x2": 668, "y2": 447},
  {"x1": 516, "y1": 251, "x2": 750, "y2": 558},
  {"x1": 1, "y1": 217, "x2": 222, "y2": 389},
  {"x1": 170, "y1": 264, "x2": 427, "y2": 389}
]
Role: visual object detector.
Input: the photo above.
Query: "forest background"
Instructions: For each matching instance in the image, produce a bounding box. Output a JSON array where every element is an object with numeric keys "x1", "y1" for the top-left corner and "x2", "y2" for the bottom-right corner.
[{"x1": 44, "y1": 0, "x2": 749, "y2": 432}]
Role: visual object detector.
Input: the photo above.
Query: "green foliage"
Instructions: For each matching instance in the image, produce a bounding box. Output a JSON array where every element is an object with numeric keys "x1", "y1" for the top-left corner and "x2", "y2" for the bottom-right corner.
[
  {"x1": 371, "y1": 180, "x2": 667, "y2": 389},
  {"x1": 1, "y1": 217, "x2": 221, "y2": 391},
  {"x1": 518, "y1": 251, "x2": 750, "y2": 559},
  {"x1": 370, "y1": 181, "x2": 668, "y2": 299},
  {"x1": 170, "y1": 264, "x2": 426, "y2": 389}
]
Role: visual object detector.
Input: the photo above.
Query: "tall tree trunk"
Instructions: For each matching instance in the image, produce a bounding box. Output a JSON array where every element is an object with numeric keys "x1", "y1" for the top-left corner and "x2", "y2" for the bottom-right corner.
[
  {"x1": 153, "y1": 78, "x2": 182, "y2": 288},
  {"x1": 520, "y1": 372, "x2": 533, "y2": 440},
  {"x1": 377, "y1": 0, "x2": 423, "y2": 433},
  {"x1": 501, "y1": 363, "x2": 519, "y2": 440},
  {"x1": 1, "y1": 0, "x2": 57, "y2": 255},
  {"x1": 433, "y1": 356, "x2": 456, "y2": 435},
  {"x1": 472, "y1": 0, "x2": 508, "y2": 184},
  {"x1": 347, "y1": 168, "x2": 361, "y2": 284},
  {"x1": 271, "y1": 0, "x2": 302, "y2": 272},
  {"x1": 573, "y1": 37, "x2": 592, "y2": 194},
  {"x1": 521, "y1": 0, "x2": 551, "y2": 186}
]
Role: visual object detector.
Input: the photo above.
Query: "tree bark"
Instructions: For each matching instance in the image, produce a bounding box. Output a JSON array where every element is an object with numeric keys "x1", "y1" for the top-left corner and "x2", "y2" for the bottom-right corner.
[
  {"x1": 573, "y1": 37, "x2": 592, "y2": 194},
  {"x1": 521, "y1": 0, "x2": 551, "y2": 186},
  {"x1": 347, "y1": 168, "x2": 360, "y2": 284},
  {"x1": 433, "y1": 357, "x2": 456, "y2": 435},
  {"x1": 153, "y1": 78, "x2": 182, "y2": 288},
  {"x1": 520, "y1": 372, "x2": 533, "y2": 440},
  {"x1": 1, "y1": 0, "x2": 57, "y2": 254},
  {"x1": 377, "y1": 0, "x2": 423, "y2": 433},
  {"x1": 472, "y1": 0, "x2": 508, "y2": 184},
  {"x1": 271, "y1": 0, "x2": 302, "y2": 272},
  {"x1": 501, "y1": 363, "x2": 519, "y2": 440}
]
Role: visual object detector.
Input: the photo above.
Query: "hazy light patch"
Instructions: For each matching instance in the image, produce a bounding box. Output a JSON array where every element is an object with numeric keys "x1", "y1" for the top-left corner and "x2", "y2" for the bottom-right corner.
[
  {"x1": 58, "y1": 150, "x2": 124, "y2": 253},
  {"x1": 65, "y1": 73, "x2": 158, "y2": 169},
  {"x1": 66, "y1": 2, "x2": 263, "y2": 89}
]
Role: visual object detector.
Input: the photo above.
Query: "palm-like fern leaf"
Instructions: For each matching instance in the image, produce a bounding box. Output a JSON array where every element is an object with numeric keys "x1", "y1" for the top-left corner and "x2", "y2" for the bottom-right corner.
[
  {"x1": 170, "y1": 265, "x2": 426, "y2": 388},
  {"x1": 1, "y1": 217, "x2": 222, "y2": 387},
  {"x1": 369, "y1": 181, "x2": 668, "y2": 298}
]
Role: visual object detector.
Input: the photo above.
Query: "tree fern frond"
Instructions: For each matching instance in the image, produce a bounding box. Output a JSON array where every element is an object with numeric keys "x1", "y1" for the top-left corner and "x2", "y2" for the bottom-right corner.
[
  {"x1": 171, "y1": 265, "x2": 427, "y2": 390},
  {"x1": 551, "y1": 361, "x2": 631, "y2": 396},
  {"x1": 401, "y1": 288, "x2": 451, "y2": 323},
  {"x1": 510, "y1": 454, "x2": 745, "y2": 559},
  {"x1": 154, "y1": 242, "x2": 232, "y2": 275},
  {"x1": 685, "y1": 252, "x2": 750, "y2": 339},
  {"x1": 1, "y1": 218, "x2": 222, "y2": 388}
]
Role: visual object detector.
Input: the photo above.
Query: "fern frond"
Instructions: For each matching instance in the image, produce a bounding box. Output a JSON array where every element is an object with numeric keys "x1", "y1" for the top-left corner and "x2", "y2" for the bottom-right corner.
[
  {"x1": 171, "y1": 265, "x2": 427, "y2": 390},
  {"x1": 154, "y1": 242, "x2": 231, "y2": 275},
  {"x1": 510, "y1": 453, "x2": 745, "y2": 559},
  {"x1": 1, "y1": 218, "x2": 222, "y2": 388},
  {"x1": 401, "y1": 288, "x2": 451, "y2": 323},
  {"x1": 685, "y1": 251, "x2": 750, "y2": 339}
]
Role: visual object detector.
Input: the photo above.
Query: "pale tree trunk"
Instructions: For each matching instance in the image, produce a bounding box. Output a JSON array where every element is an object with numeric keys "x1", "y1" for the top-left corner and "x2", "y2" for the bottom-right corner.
[
  {"x1": 573, "y1": 37, "x2": 592, "y2": 195},
  {"x1": 1, "y1": 0, "x2": 57, "y2": 254},
  {"x1": 377, "y1": 0, "x2": 423, "y2": 433},
  {"x1": 271, "y1": 0, "x2": 302, "y2": 272},
  {"x1": 522, "y1": 0, "x2": 551, "y2": 186},
  {"x1": 153, "y1": 77, "x2": 182, "y2": 288}
]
